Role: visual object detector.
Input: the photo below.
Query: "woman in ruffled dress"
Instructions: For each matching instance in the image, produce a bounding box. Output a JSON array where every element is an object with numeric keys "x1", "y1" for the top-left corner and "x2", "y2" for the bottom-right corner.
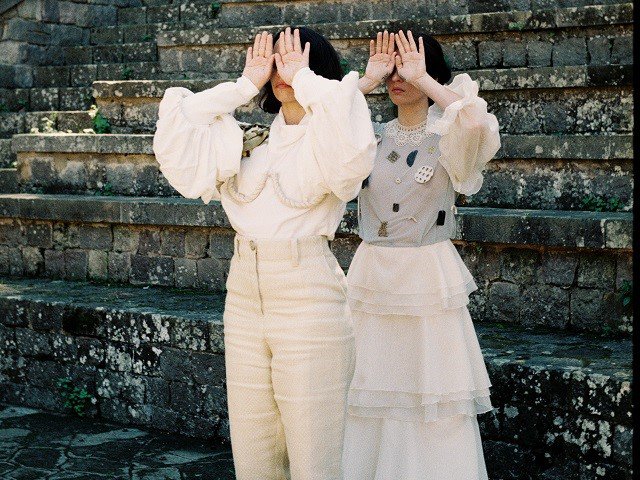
[
  {"x1": 153, "y1": 27, "x2": 377, "y2": 479},
  {"x1": 342, "y1": 30, "x2": 501, "y2": 479}
]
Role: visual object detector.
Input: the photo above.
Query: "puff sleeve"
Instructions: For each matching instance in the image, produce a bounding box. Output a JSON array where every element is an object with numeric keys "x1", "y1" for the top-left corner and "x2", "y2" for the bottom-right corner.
[
  {"x1": 426, "y1": 73, "x2": 501, "y2": 195},
  {"x1": 152, "y1": 76, "x2": 259, "y2": 204},
  {"x1": 292, "y1": 67, "x2": 378, "y2": 202}
]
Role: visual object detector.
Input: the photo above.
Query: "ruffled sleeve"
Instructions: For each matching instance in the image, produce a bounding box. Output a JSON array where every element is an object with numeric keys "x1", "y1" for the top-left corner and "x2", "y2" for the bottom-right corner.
[
  {"x1": 292, "y1": 67, "x2": 378, "y2": 202},
  {"x1": 152, "y1": 76, "x2": 259, "y2": 204},
  {"x1": 426, "y1": 73, "x2": 501, "y2": 195}
]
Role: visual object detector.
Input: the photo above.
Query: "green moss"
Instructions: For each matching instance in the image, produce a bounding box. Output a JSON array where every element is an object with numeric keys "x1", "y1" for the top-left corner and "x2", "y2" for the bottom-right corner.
[{"x1": 56, "y1": 377, "x2": 95, "y2": 417}]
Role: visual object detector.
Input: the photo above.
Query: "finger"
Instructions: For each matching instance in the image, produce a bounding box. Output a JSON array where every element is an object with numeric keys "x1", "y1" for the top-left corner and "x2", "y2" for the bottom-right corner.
[
  {"x1": 383, "y1": 30, "x2": 390, "y2": 54},
  {"x1": 407, "y1": 30, "x2": 417, "y2": 52},
  {"x1": 274, "y1": 52, "x2": 284, "y2": 71},
  {"x1": 396, "y1": 31, "x2": 406, "y2": 55},
  {"x1": 253, "y1": 33, "x2": 261, "y2": 58},
  {"x1": 266, "y1": 33, "x2": 273, "y2": 57},
  {"x1": 303, "y1": 41, "x2": 310, "y2": 65},
  {"x1": 386, "y1": 52, "x2": 396, "y2": 70},
  {"x1": 294, "y1": 28, "x2": 302, "y2": 53},
  {"x1": 278, "y1": 31, "x2": 285, "y2": 56},
  {"x1": 369, "y1": 39, "x2": 375, "y2": 57},
  {"x1": 246, "y1": 46, "x2": 252, "y2": 64},
  {"x1": 418, "y1": 36, "x2": 424, "y2": 56},
  {"x1": 285, "y1": 27, "x2": 294, "y2": 53},
  {"x1": 388, "y1": 32, "x2": 395, "y2": 55},
  {"x1": 398, "y1": 30, "x2": 410, "y2": 53},
  {"x1": 395, "y1": 54, "x2": 403, "y2": 71},
  {"x1": 376, "y1": 32, "x2": 382, "y2": 54},
  {"x1": 258, "y1": 31, "x2": 267, "y2": 57}
]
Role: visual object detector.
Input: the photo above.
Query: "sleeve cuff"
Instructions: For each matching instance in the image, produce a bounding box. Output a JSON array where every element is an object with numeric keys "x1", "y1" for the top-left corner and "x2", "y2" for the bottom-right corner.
[
  {"x1": 236, "y1": 75, "x2": 260, "y2": 103},
  {"x1": 291, "y1": 66, "x2": 320, "y2": 109}
]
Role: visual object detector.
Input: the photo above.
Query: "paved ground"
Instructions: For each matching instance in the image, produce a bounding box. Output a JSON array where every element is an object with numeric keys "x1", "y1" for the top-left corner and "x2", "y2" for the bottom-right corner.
[{"x1": 0, "y1": 404, "x2": 235, "y2": 480}]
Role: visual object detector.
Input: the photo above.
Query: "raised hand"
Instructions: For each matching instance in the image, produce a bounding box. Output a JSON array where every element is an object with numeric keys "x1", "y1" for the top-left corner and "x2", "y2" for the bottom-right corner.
[
  {"x1": 242, "y1": 31, "x2": 275, "y2": 89},
  {"x1": 364, "y1": 31, "x2": 396, "y2": 85},
  {"x1": 395, "y1": 30, "x2": 427, "y2": 84},
  {"x1": 274, "y1": 27, "x2": 310, "y2": 85}
]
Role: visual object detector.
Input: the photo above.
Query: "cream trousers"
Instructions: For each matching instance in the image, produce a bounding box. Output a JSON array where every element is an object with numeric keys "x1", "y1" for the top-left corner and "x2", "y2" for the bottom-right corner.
[{"x1": 223, "y1": 234, "x2": 356, "y2": 480}]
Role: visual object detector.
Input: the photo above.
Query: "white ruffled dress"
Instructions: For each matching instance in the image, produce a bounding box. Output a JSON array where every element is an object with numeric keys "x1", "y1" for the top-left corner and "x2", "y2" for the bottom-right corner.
[{"x1": 343, "y1": 73, "x2": 501, "y2": 480}]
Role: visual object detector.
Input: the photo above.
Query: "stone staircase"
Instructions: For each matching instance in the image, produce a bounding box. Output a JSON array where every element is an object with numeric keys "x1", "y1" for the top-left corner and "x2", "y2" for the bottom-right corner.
[{"x1": 0, "y1": 0, "x2": 633, "y2": 479}]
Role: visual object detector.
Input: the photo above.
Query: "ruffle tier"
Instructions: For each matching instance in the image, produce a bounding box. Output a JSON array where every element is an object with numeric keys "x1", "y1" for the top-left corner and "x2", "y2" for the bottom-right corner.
[
  {"x1": 346, "y1": 241, "x2": 492, "y2": 422},
  {"x1": 346, "y1": 239, "x2": 478, "y2": 316}
]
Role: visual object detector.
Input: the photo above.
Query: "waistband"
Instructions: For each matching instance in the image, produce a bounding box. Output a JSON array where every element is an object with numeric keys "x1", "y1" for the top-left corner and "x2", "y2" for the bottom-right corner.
[{"x1": 233, "y1": 234, "x2": 331, "y2": 265}]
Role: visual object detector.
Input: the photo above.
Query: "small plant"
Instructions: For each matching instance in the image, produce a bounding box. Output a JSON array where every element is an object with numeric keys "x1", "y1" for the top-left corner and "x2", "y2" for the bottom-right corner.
[
  {"x1": 142, "y1": 33, "x2": 153, "y2": 42},
  {"x1": 579, "y1": 194, "x2": 624, "y2": 212},
  {"x1": 211, "y1": 1, "x2": 222, "y2": 18},
  {"x1": 508, "y1": 21, "x2": 527, "y2": 31},
  {"x1": 95, "y1": 181, "x2": 115, "y2": 196},
  {"x1": 618, "y1": 280, "x2": 632, "y2": 311},
  {"x1": 56, "y1": 377, "x2": 95, "y2": 417},
  {"x1": 340, "y1": 58, "x2": 351, "y2": 73},
  {"x1": 88, "y1": 105, "x2": 112, "y2": 134},
  {"x1": 0, "y1": 102, "x2": 9, "y2": 112},
  {"x1": 17, "y1": 98, "x2": 28, "y2": 111},
  {"x1": 121, "y1": 66, "x2": 134, "y2": 80}
]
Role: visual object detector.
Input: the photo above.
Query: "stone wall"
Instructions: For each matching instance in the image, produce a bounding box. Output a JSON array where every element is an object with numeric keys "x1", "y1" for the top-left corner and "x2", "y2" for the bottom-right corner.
[
  {"x1": 0, "y1": 0, "x2": 136, "y2": 88},
  {"x1": 0, "y1": 277, "x2": 632, "y2": 479},
  {"x1": 0, "y1": 196, "x2": 632, "y2": 336}
]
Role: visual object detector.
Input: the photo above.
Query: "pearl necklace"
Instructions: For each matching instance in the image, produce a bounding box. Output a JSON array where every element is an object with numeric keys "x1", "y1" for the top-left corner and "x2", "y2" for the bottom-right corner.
[{"x1": 384, "y1": 118, "x2": 433, "y2": 147}]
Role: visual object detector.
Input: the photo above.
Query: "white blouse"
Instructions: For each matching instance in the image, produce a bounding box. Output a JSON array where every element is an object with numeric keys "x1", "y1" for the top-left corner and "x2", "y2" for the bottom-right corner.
[{"x1": 152, "y1": 67, "x2": 377, "y2": 240}]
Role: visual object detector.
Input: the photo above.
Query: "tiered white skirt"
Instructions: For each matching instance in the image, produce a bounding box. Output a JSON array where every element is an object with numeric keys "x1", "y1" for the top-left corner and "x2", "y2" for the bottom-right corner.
[{"x1": 343, "y1": 240, "x2": 492, "y2": 479}]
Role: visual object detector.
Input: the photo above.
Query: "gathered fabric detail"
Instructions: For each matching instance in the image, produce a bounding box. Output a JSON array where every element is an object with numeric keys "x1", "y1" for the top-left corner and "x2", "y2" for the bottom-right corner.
[
  {"x1": 424, "y1": 73, "x2": 501, "y2": 196},
  {"x1": 348, "y1": 388, "x2": 493, "y2": 423},
  {"x1": 346, "y1": 239, "x2": 478, "y2": 316},
  {"x1": 346, "y1": 240, "x2": 492, "y2": 423},
  {"x1": 223, "y1": 171, "x2": 329, "y2": 209}
]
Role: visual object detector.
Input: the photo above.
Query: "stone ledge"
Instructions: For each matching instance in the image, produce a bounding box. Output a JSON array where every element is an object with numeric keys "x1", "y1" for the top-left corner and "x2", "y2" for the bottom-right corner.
[
  {"x1": 10, "y1": 132, "x2": 633, "y2": 161},
  {"x1": 0, "y1": 274, "x2": 632, "y2": 476},
  {"x1": 0, "y1": 194, "x2": 632, "y2": 250},
  {"x1": 89, "y1": 64, "x2": 633, "y2": 99},
  {"x1": 157, "y1": 3, "x2": 633, "y2": 47}
]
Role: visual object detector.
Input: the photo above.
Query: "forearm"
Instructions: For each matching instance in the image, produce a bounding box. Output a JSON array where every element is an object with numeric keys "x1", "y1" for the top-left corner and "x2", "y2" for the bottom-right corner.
[
  {"x1": 180, "y1": 75, "x2": 259, "y2": 125},
  {"x1": 412, "y1": 73, "x2": 463, "y2": 111}
]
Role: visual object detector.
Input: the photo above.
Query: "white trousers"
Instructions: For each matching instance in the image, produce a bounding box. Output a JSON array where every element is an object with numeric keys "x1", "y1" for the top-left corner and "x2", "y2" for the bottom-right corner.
[{"x1": 223, "y1": 234, "x2": 356, "y2": 480}]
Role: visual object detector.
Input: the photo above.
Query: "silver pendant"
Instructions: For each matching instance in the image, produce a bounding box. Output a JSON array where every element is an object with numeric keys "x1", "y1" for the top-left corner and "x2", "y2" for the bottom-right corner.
[
  {"x1": 414, "y1": 165, "x2": 434, "y2": 184},
  {"x1": 387, "y1": 151, "x2": 399, "y2": 163}
]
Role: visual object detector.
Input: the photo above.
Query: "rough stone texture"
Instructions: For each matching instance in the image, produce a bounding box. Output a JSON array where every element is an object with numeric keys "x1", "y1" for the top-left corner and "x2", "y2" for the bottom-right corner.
[
  {"x1": 0, "y1": 198, "x2": 633, "y2": 335},
  {"x1": 0, "y1": 276, "x2": 632, "y2": 478}
]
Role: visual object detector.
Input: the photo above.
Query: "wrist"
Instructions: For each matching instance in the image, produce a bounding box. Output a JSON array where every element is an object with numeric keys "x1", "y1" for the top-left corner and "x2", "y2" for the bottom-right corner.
[{"x1": 410, "y1": 72, "x2": 430, "y2": 88}]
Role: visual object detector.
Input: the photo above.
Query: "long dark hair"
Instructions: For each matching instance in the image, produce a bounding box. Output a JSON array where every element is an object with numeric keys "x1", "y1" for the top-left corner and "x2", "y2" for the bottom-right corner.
[{"x1": 258, "y1": 27, "x2": 344, "y2": 114}]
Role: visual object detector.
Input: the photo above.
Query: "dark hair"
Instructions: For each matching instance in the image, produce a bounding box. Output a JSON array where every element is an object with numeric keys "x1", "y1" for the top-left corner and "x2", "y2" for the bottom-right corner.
[
  {"x1": 394, "y1": 32, "x2": 451, "y2": 106},
  {"x1": 258, "y1": 26, "x2": 344, "y2": 114}
]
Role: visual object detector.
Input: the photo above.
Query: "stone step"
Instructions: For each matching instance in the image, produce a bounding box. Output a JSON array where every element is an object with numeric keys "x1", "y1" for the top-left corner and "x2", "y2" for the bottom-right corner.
[
  {"x1": 0, "y1": 275, "x2": 632, "y2": 478},
  {"x1": 0, "y1": 139, "x2": 13, "y2": 168},
  {"x1": 31, "y1": 61, "x2": 163, "y2": 88},
  {"x1": 0, "y1": 193, "x2": 632, "y2": 335},
  {"x1": 91, "y1": 65, "x2": 633, "y2": 137},
  {"x1": 10, "y1": 131, "x2": 634, "y2": 212},
  {"x1": 109, "y1": 0, "x2": 631, "y2": 31},
  {"x1": 0, "y1": 87, "x2": 94, "y2": 121},
  {"x1": 0, "y1": 111, "x2": 94, "y2": 138},
  {"x1": 0, "y1": 62, "x2": 162, "y2": 119},
  {"x1": 155, "y1": 3, "x2": 633, "y2": 77},
  {"x1": 0, "y1": 169, "x2": 18, "y2": 194},
  {"x1": 91, "y1": 20, "x2": 186, "y2": 46},
  {"x1": 62, "y1": 41, "x2": 158, "y2": 66}
]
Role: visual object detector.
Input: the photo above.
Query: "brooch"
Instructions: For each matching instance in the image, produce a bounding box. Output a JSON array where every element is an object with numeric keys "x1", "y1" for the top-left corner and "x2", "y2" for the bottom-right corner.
[{"x1": 414, "y1": 165, "x2": 434, "y2": 184}]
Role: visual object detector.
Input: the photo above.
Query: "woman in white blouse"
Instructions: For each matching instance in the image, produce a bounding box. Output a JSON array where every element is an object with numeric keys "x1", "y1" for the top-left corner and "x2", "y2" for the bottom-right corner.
[
  {"x1": 342, "y1": 31, "x2": 501, "y2": 479},
  {"x1": 153, "y1": 27, "x2": 377, "y2": 479}
]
